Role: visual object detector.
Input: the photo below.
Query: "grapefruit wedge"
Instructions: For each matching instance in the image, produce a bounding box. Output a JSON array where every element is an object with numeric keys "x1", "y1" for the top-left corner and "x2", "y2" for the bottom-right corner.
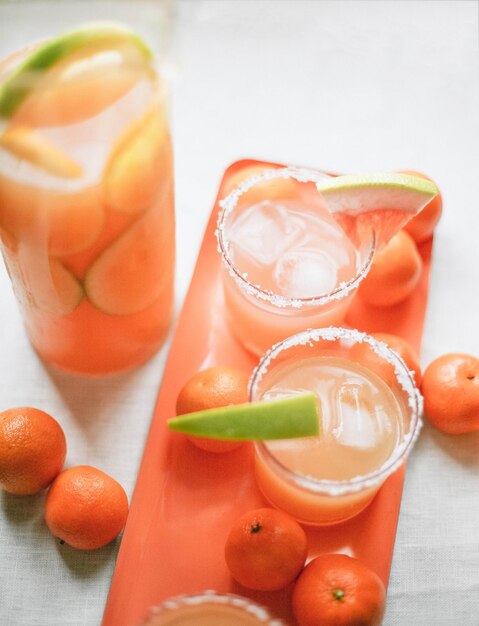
[
  {"x1": 0, "y1": 22, "x2": 154, "y2": 127},
  {"x1": 316, "y1": 173, "x2": 438, "y2": 249}
]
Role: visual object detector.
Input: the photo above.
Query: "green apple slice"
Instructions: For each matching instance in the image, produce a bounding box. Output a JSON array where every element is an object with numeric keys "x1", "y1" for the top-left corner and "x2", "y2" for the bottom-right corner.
[
  {"x1": 317, "y1": 173, "x2": 438, "y2": 249},
  {"x1": 168, "y1": 392, "x2": 320, "y2": 441},
  {"x1": 0, "y1": 22, "x2": 153, "y2": 119}
]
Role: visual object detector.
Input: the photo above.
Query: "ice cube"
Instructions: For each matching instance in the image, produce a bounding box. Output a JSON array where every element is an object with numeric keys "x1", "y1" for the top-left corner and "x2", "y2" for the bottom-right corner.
[
  {"x1": 228, "y1": 201, "x2": 303, "y2": 266},
  {"x1": 333, "y1": 382, "x2": 387, "y2": 448},
  {"x1": 273, "y1": 248, "x2": 338, "y2": 298}
]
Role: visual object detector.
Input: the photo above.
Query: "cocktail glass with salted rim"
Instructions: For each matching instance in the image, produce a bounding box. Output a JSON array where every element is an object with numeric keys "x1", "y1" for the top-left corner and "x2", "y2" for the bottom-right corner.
[
  {"x1": 249, "y1": 327, "x2": 422, "y2": 526},
  {"x1": 0, "y1": 21, "x2": 175, "y2": 374},
  {"x1": 140, "y1": 591, "x2": 284, "y2": 626},
  {"x1": 216, "y1": 167, "x2": 376, "y2": 356}
]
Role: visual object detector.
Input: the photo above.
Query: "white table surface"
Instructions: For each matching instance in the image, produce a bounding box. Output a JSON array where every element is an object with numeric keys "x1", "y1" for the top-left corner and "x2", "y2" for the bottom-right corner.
[{"x1": 0, "y1": 1, "x2": 478, "y2": 625}]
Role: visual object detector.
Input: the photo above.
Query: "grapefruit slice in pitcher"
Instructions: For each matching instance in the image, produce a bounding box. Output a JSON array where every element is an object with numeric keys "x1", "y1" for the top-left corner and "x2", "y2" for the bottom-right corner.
[
  {"x1": 316, "y1": 173, "x2": 438, "y2": 249},
  {"x1": 0, "y1": 23, "x2": 154, "y2": 127}
]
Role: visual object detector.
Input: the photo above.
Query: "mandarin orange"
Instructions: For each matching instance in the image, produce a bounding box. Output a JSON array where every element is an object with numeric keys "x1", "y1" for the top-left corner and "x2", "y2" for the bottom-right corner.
[
  {"x1": 422, "y1": 353, "x2": 479, "y2": 434},
  {"x1": 359, "y1": 229, "x2": 422, "y2": 307},
  {"x1": 292, "y1": 553, "x2": 386, "y2": 626},
  {"x1": 176, "y1": 366, "x2": 249, "y2": 453},
  {"x1": 224, "y1": 507, "x2": 308, "y2": 591},
  {"x1": 0, "y1": 407, "x2": 66, "y2": 495},
  {"x1": 45, "y1": 465, "x2": 128, "y2": 550},
  {"x1": 399, "y1": 170, "x2": 442, "y2": 243},
  {"x1": 351, "y1": 332, "x2": 422, "y2": 389},
  {"x1": 223, "y1": 163, "x2": 298, "y2": 204},
  {"x1": 372, "y1": 332, "x2": 422, "y2": 387}
]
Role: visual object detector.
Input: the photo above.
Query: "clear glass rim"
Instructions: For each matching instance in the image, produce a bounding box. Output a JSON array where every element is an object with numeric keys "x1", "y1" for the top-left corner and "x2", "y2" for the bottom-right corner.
[
  {"x1": 216, "y1": 166, "x2": 377, "y2": 309},
  {"x1": 145, "y1": 590, "x2": 284, "y2": 625},
  {"x1": 249, "y1": 327, "x2": 423, "y2": 496}
]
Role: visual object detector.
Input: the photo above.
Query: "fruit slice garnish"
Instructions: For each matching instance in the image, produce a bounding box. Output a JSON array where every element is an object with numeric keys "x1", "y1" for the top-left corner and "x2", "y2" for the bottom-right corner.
[
  {"x1": 0, "y1": 22, "x2": 152, "y2": 117},
  {"x1": 168, "y1": 392, "x2": 320, "y2": 441},
  {"x1": 0, "y1": 22, "x2": 153, "y2": 126},
  {"x1": 37, "y1": 257, "x2": 84, "y2": 315},
  {"x1": 0, "y1": 125, "x2": 83, "y2": 178},
  {"x1": 316, "y1": 173, "x2": 438, "y2": 249},
  {"x1": 84, "y1": 189, "x2": 174, "y2": 315},
  {"x1": 2, "y1": 246, "x2": 83, "y2": 315},
  {"x1": 103, "y1": 102, "x2": 169, "y2": 214},
  {"x1": 0, "y1": 176, "x2": 104, "y2": 255}
]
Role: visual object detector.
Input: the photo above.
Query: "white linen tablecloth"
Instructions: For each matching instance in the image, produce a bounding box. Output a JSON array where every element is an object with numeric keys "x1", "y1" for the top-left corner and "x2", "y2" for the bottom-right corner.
[{"x1": 0, "y1": 1, "x2": 478, "y2": 625}]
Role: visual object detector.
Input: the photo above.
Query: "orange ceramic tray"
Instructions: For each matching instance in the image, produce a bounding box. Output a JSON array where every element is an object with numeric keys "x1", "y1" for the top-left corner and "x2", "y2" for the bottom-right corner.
[{"x1": 102, "y1": 159, "x2": 433, "y2": 626}]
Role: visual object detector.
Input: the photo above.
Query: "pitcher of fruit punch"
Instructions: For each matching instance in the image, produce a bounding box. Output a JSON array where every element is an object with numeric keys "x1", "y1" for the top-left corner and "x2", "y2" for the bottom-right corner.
[{"x1": 0, "y1": 22, "x2": 175, "y2": 374}]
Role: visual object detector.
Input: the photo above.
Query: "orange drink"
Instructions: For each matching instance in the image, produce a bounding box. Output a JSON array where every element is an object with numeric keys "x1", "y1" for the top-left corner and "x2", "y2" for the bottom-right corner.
[
  {"x1": 0, "y1": 23, "x2": 175, "y2": 374},
  {"x1": 250, "y1": 327, "x2": 422, "y2": 525},
  {"x1": 141, "y1": 592, "x2": 284, "y2": 625},
  {"x1": 217, "y1": 168, "x2": 375, "y2": 356}
]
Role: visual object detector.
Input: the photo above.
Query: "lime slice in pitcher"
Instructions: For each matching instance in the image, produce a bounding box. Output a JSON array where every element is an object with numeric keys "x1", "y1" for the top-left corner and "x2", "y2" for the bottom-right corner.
[
  {"x1": 317, "y1": 173, "x2": 438, "y2": 249},
  {"x1": 0, "y1": 22, "x2": 154, "y2": 126},
  {"x1": 168, "y1": 393, "x2": 320, "y2": 441}
]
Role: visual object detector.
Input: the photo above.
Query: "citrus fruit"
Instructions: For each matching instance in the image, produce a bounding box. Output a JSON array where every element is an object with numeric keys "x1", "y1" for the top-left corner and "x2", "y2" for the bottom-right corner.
[
  {"x1": 224, "y1": 507, "x2": 308, "y2": 591},
  {"x1": 316, "y1": 172, "x2": 438, "y2": 250},
  {"x1": 103, "y1": 101, "x2": 170, "y2": 215},
  {"x1": 0, "y1": 407, "x2": 66, "y2": 495},
  {"x1": 292, "y1": 553, "x2": 386, "y2": 626},
  {"x1": 0, "y1": 22, "x2": 153, "y2": 125},
  {"x1": 175, "y1": 366, "x2": 250, "y2": 453},
  {"x1": 223, "y1": 163, "x2": 298, "y2": 203},
  {"x1": 422, "y1": 353, "x2": 479, "y2": 434},
  {"x1": 399, "y1": 170, "x2": 443, "y2": 243},
  {"x1": 45, "y1": 465, "x2": 129, "y2": 550},
  {"x1": 358, "y1": 229, "x2": 422, "y2": 307},
  {"x1": 0, "y1": 176, "x2": 104, "y2": 255},
  {"x1": 0, "y1": 125, "x2": 83, "y2": 178},
  {"x1": 169, "y1": 392, "x2": 319, "y2": 440},
  {"x1": 2, "y1": 246, "x2": 83, "y2": 315},
  {"x1": 353, "y1": 332, "x2": 422, "y2": 388},
  {"x1": 84, "y1": 198, "x2": 173, "y2": 316}
]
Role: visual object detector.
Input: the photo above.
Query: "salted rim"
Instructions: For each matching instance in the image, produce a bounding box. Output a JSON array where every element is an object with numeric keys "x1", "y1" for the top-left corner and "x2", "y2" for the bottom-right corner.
[
  {"x1": 145, "y1": 590, "x2": 284, "y2": 625},
  {"x1": 215, "y1": 166, "x2": 376, "y2": 309},
  {"x1": 249, "y1": 327, "x2": 423, "y2": 496}
]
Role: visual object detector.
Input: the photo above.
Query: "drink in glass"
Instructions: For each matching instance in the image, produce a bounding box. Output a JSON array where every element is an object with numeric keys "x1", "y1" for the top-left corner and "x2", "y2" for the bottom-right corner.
[
  {"x1": 0, "y1": 23, "x2": 175, "y2": 374},
  {"x1": 250, "y1": 327, "x2": 422, "y2": 525},
  {"x1": 141, "y1": 591, "x2": 284, "y2": 626},
  {"x1": 217, "y1": 168, "x2": 375, "y2": 356}
]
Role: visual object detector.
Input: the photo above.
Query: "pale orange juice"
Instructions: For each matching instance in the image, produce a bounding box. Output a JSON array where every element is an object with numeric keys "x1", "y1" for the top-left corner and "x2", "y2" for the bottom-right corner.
[
  {"x1": 250, "y1": 328, "x2": 422, "y2": 525},
  {"x1": 217, "y1": 169, "x2": 375, "y2": 356},
  {"x1": 0, "y1": 24, "x2": 175, "y2": 374},
  {"x1": 142, "y1": 592, "x2": 284, "y2": 626}
]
